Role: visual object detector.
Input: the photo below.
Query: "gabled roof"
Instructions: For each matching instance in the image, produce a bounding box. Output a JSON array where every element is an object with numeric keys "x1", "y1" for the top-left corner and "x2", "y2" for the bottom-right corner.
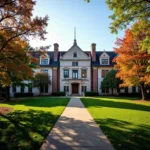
[{"x1": 31, "y1": 50, "x2": 117, "y2": 67}]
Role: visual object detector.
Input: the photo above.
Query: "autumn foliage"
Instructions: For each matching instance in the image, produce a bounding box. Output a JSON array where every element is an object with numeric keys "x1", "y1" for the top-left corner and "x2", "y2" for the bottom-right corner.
[
  {"x1": 0, "y1": 0, "x2": 49, "y2": 100},
  {"x1": 114, "y1": 22, "x2": 150, "y2": 100}
]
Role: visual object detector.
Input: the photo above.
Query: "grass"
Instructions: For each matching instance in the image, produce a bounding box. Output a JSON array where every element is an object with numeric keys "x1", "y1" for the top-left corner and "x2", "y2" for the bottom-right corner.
[
  {"x1": 81, "y1": 96, "x2": 150, "y2": 150},
  {"x1": 0, "y1": 97, "x2": 70, "y2": 150}
]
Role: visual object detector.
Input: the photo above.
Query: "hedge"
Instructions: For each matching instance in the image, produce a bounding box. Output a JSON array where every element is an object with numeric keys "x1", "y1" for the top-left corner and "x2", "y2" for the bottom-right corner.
[
  {"x1": 119, "y1": 92, "x2": 150, "y2": 99},
  {"x1": 84, "y1": 92, "x2": 99, "y2": 96},
  {"x1": 51, "y1": 92, "x2": 66, "y2": 96},
  {"x1": 14, "y1": 93, "x2": 33, "y2": 97}
]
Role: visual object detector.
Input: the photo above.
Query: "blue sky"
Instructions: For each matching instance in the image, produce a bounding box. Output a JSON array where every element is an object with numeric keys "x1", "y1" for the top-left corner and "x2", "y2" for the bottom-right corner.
[{"x1": 30, "y1": 0, "x2": 125, "y2": 51}]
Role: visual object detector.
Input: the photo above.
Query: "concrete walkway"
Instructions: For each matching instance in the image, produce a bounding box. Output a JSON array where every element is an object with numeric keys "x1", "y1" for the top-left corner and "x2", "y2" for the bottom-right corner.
[{"x1": 40, "y1": 98, "x2": 115, "y2": 150}]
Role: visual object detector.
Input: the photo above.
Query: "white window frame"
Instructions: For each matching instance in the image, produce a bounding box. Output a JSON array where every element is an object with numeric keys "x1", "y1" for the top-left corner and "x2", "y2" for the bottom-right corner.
[
  {"x1": 100, "y1": 58, "x2": 109, "y2": 65},
  {"x1": 40, "y1": 54, "x2": 50, "y2": 65}
]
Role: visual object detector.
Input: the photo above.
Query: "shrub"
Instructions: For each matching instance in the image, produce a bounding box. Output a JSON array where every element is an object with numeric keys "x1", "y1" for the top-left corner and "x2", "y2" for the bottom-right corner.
[
  {"x1": 0, "y1": 93, "x2": 6, "y2": 98},
  {"x1": 14, "y1": 93, "x2": 33, "y2": 97},
  {"x1": 84, "y1": 92, "x2": 99, "y2": 96},
  {"x1": 51, "y1": 92, "x2": 65, "y2": 96},
  {"x1": 119, "y1": 92, "x2": 141, "y2": 97}
]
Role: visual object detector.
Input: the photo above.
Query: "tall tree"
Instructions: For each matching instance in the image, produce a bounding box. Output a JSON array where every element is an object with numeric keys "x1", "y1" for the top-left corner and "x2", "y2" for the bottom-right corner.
[
  {"x1": 106, "y1": 0, "x2": 150, "y2": 33},
  {"x1": 0, "y1": 0, "x2": 49, "y2": 99},
  {"x1": 106, "y1": 0, "x2": 150, "y2": 54},
  {"x1": 114, "y1": 22, "x2": 150, "y2": 100},
  {"x1": 32, "y1": 72, "x2": 51, "y2": 96},
  {"x1": 101, "y1": 69, "x2": 122, "y2": 95}
]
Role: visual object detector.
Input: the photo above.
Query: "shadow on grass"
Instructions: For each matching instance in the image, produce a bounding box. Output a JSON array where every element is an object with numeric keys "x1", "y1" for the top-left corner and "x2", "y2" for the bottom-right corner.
[
  {"x1": 81, "y1": 98, "x2": 150, "y2": 112},
  {"x1": 0, "y1": 109, "x2": 59, "y2": 150},
  {"x1": 6, "y1": 98, "x2": 69, "y2": 108},
  {"x1": 95, "y1": 118, "x2": 150, "y2": 150}
]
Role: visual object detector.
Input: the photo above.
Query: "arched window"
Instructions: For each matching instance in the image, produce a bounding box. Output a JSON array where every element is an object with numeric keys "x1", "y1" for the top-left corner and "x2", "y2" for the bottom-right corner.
[{"x1": 73, "y1": 52, "x2": 77, "y2": 58}]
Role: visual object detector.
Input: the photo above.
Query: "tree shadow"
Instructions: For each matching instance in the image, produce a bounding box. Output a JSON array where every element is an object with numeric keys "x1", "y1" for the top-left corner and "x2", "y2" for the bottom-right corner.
[
  {"x1": 5, "y1": 97, "x2": 70, "y2": 108},
  {"x1": 40, "y1": 116, "x2": 115, "y2": 150},
  {"x1": 81, "y1": 98, "x2": 150, "y2": 112},
  {"x1": 0, "y1": 109, "x2": 60, "y2": 150},
  {"x1": 95, "y1": 118, "x2": 150, "y2": 150}
]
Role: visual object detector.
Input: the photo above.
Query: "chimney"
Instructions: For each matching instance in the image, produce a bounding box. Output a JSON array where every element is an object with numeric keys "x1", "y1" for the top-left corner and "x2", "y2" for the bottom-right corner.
[
  {"x1": 91, "y1": 43, "x2": 96, "y2": 61},
  {"x1": 54, "y1": 43, "x2": 59, "y2": 61}
]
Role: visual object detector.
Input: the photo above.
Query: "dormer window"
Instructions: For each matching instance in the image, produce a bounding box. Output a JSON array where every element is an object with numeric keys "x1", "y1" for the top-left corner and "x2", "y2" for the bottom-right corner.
[
  {"x1": 40, "y1": 54, "x2": 50, "y2": 65},
  {"x1": 73, "y1": 52, "x2": 77, "y2": 58},
  {"x1": 41, "y1": 58, "x2": 49, "y2": 65},
  {"x1": 100, "y1": 52, "x2": 110, "y2": 65},
  {"x1": 101, "y1": 58, "x2": 109, "y2": 65}
]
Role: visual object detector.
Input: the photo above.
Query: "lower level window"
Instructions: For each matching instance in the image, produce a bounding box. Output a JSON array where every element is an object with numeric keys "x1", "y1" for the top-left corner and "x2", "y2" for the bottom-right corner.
[
  {"x1": 82, "y1": 86, "x2": 87, "y2": 92},
  {"x1": 64, "y1": 86, "x2": 69, "y2": 92},
  {"x1": 102, "y1": 88, "x2": 109, "y2": 93},
  {"x1": 40, "y1": 84, "x2": 48, "y2": 93},
  {"x1": 21, "y1": 85, "x2": 24, "y2": 93},
  {"x1": 12, "y1": 84, "x2": 16, "y2": 93}
]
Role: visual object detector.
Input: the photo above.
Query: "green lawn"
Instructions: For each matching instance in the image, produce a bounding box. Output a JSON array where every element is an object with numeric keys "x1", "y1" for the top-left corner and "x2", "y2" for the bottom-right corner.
[
  {"x1": 81, "y1": 97, "x2": 150, "y2": 150},
  {"x1": 0, "y1": 97, "x2": 70, "y2": 150}
]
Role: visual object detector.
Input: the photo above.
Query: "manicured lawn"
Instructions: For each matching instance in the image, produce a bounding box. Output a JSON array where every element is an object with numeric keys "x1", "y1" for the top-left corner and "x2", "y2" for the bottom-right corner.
[
  {"x1": 81, "y1": 97, "x2": 150, "y2": 150},
  {"x1": 0, "y1": 97, "x2": 70, "y2": 150}
]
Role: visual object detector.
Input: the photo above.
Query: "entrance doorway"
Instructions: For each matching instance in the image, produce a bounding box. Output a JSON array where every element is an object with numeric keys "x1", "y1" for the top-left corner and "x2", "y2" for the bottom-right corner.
[{"x1": 72, "y1": 83, "x2": 79, "y2": 94}]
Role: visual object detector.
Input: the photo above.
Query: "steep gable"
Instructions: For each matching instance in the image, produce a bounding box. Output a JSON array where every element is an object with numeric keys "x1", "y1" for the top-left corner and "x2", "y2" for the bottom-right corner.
[{"x1": 61, "y1": 45, "x2": 89, "y2": 60}]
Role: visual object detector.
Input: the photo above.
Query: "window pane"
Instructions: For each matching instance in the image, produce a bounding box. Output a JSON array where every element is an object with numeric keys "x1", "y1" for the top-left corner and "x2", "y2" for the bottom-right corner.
[
  {"x1": 41, "y1": 59, "x2": 48, "y2": 65},
  {"x1": 64, "y1": 86, "x2": 69, "y2": 92},
  {"x1": 12, "y1": 84, "x2": 16, "y2": 93},
  {"x1": 41, "y1": 70, "x2": 48, "y2": 74},
  {"x1": 82, "y1": 86, "x2": 86, "y2": 92},
  {"x1": 81, "y1": 69, "x2": 87, "y2": 78},
  {"x1": 28, "y1": 86, "x2": 32, "y2": 93},
  {"x1": 102, "y1": 70, "x2": 109, "y2": 78},
  {"x1": 64, "y1": 69, "x2": 69, "y2": 78},
  {"x1": 102, "y1": 70, "x2": 105, "y2": 78},
  {"x1": 72, "y1": 62, "x2": 78, "y2": 66},
  {"x1": 73, "y1": 52, "x2": 77, "y2": 58},
  {"x1": 72, "y1": 70, "x2": 78, "y2": 79},
  {"x1": 101, "y1": 59, "x2": 108, "y2": 65},
  {"x1": 21, "y1": 85, "x2": 24, "y2": 93}
]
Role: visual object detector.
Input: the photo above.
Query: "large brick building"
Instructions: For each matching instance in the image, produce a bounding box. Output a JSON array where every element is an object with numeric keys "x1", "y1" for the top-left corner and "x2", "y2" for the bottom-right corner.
[{"x1": 10, "y1": 39, "x2": 139, "y2": 97}]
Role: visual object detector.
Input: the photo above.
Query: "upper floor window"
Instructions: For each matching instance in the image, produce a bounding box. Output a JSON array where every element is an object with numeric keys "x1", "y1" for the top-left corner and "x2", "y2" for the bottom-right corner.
[
  {"x1": 73, "y1": 52, "x2": 77, "y2": 58},
  {"x1": 40, "y1": 54, "x2": 50, "y2": 65},
  {"x1": 101, "y1": 58, "x2": 109, "y2": 65},
  {"x1": 81, "y1": 69, "x2": 87, "y2": 78},
  {"x1": 64, "y1": 69, "x2": 69, "y2": 78},
  {"x1": 41, "y1": 70, "x2": 48, "y2": 74},
  {"x1": 72, "y1": 62, "x2": 78, "y2": 66},
  {"x1": 72, "y1": 70, "x2": 78, "y2": 79},
  {"x1": 41, "y1": 58, "x2": 49, "y2": 65},
  {"x1": 102, "y1": 70, "x2": 109, "y2": 78}
]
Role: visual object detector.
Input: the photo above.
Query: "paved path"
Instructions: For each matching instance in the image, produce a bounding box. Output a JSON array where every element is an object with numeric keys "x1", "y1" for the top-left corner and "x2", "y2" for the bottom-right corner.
[{"x1": 40, "y1": 98, "x2": 115, "y2": 150}]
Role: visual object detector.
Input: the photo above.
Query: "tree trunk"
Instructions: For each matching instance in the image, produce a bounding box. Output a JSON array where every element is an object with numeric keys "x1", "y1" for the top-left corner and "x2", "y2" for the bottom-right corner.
[
  {"x1": 6, "y1": 86, "x2": 10, "y2": 101},
  {"x1": 112, "y1": 88, "x2": 113, "y2": 96},
  {"x1": 140, "y1": 84, "x2": 147, "y2": 100}
]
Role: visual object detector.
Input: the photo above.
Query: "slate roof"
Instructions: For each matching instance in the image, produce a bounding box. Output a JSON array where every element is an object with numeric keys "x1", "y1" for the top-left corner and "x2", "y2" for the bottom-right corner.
[
  {"x1": 92, "y1": 51, "x2": 117, "y2": 67},
  {"x1": 31, "y1": 51, "x2": 117, "y2": 67}
]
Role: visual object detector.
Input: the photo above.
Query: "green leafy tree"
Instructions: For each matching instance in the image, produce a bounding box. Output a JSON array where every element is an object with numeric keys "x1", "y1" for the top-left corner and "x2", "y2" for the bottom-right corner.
[
  {"x1": 106, "y1": 0, "x2": 150, "y2": 53},
  {"x1": 101, "y1": 69, "x2": 122, "y2": 95},
  {"x1": 32, "y1": 72, "x2": 51, "y2": 96},
  {"x1": 106, "y1": 0, "x2": 150, "y2": 33}
]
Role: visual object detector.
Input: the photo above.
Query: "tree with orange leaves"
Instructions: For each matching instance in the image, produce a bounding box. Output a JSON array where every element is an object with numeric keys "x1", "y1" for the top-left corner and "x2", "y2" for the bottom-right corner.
[
  {"x1": 0, "y1": 0, "x2": 49, "y2": 100},
  {"x1": 114, "y1": 21, "x2": 150, "y2": 100}
]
